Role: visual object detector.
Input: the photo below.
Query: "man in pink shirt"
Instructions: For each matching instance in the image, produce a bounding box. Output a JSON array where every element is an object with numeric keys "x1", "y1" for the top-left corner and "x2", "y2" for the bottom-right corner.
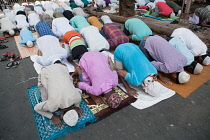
[
  {"x1": 72, "y1": 51, "x2": 121, "y2": 108},
  {"x1": 151, "y1": 2, "x2": 175, "y2": 18}
]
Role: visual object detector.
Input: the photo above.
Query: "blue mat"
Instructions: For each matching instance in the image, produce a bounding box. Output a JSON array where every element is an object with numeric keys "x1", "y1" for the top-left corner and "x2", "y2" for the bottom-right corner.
[
  {"x1": 27, "y1": 85, "x2": 97, "y2": 140},
  {"x1": 141, "y1": 11, "x2": 179, "y2": 21}
]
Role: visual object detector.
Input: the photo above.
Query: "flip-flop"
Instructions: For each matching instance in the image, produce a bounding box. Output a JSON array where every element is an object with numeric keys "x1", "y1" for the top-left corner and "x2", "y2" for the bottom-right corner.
[
  {"x1": 0, "y1": 45, "x2": 8, "y2": 49},
  {"x1": 0, "y1": 37, "x2": 6, "y2": 40},
  {"x1": 7, "y1": 52, "x2": 15, "y2": 59},
  {"x1": 0, "y1": 54, "x2": 9, "y2": 61},
  {"x1": 6, "y1": 61, "x2": 14, "y2": 69},
  {"x1": 2, "y1": 39, "x2": 8, "y2": 43},
  {"x1": 12, "y1": 61, "x2": 20, "y2": 68},
  {"x1": 14, "y1": 55, "x2": 21, "y2": 61},
  {"x1": 170, "y1": 20, "x2": 178, "y2": 24}
]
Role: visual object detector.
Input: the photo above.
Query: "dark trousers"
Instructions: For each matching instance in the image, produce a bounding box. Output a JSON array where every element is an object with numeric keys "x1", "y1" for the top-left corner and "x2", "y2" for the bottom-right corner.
[
  {"x1": 0, "y1": 4, "x2": 3, "y2": 11},
  {"x1": 72, "y1": 45, "x2": 88, "y2": 60},
  {"x1": 139, "y1": 39, "x2": 154, "y2": 62},
  {"x1": 123, "y1": 25, "x2": 130, "y2": 36}
]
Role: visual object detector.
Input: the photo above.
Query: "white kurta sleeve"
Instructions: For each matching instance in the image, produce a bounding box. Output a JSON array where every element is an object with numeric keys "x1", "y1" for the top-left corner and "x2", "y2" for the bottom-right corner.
[{"x1": 34, "y1": 101, "x2": 54, "y2": 119}]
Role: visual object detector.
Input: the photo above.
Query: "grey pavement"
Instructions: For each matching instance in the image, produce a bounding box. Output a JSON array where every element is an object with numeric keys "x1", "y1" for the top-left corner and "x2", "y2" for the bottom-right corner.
[{"x1": 0, "y1": 34, "x2": 210, "y2": 140}]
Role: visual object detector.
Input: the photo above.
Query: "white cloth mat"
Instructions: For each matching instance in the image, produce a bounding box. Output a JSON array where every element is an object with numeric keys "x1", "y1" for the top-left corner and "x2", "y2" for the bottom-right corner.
[
  {"x1": 30, "y1": 55, "x2": 75, "y2": 74},
  {"x1": 118, "y1": 83, "x2": 175, "y2": 110}
]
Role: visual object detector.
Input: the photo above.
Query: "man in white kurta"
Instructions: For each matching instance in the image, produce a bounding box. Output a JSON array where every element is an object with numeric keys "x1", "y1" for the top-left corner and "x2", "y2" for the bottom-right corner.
[
  {"x1": 28, "y1": 12, "x2": 40, "y2": 27},
  {"x1": 72, "y1": 7, "x2": 88, "y2": 17},
  {"x1": 74, "y1": 0, "x2": 84, "y2": 7},
  {"x1": 34, "y1": 63, "x2": 82, "y2": 125},
  {"x1": 35, "y1": 35, "x2": 68, "y2": 66},
  {"x1": 34, "y1": 6, "x2": 44, "y2": 15},
  {"x1": 15, "y1": 14, "x2": 29, "y2": 29},
  {"x1": 52, "y1": 17, "x2": 74, "y2": 37},
  {"x1": 61, "y1": 3, "x2": 72, "y2": 11},
  {"x1": 80, "y1": 26, "x2": 110, "y2": 51},
  {"x1": 0, "y1": 17, "x2": 16, "y2": 36},
  {"x1": 171, "y1": 28, "x2": 210, "y2": 65}
]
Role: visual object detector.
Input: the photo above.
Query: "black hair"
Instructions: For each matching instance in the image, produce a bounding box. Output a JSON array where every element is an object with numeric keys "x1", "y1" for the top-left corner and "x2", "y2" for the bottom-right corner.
[
  {"x1": 54, "y1": 60, "x2": 62, "y2": 64},
  {"x1": 176, "y1": 72, "x2": 181, "y2": 84}
]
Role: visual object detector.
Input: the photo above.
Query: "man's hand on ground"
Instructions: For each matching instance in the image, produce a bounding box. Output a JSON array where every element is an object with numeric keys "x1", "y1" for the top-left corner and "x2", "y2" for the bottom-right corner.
[{"x1": 51, "y1": 115, "x2": 62, "y2": 128}]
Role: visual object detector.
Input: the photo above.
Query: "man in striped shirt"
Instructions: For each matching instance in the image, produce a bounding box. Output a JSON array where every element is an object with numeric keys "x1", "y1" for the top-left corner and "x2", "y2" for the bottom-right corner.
[{"x1": 194, "y1": 7, "x2": 210, "y2": 27}]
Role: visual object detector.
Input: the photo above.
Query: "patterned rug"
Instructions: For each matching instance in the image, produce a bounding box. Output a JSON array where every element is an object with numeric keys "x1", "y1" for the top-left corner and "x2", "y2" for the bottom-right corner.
[
  {"x1": 28, "y1": 85, "x2": 97, "y2": 140},
  {"x1": 28, "y1": 79, "x2": 136, "y2": 140}
]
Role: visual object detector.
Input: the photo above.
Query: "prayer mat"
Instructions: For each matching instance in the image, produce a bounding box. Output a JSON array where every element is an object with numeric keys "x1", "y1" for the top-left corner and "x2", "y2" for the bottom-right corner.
[
  {"x1": 28, "y1": 78, "x2": 136, "y2": 139},
  {"x1": 14, "y1": 32, "x2": 38, "y2": 58},
  {"x1": 71, "y1": 75, "x2": 137, "y2": 120},
  {"x1": 141, "y1": 11, "x2": 179, "y2": 21},
  {"x1": 27, "y1": 85, "x2": 97, "y2": 140},
  {"x1": 159, "y1": 65, "x2": 210, "y2": 98}
]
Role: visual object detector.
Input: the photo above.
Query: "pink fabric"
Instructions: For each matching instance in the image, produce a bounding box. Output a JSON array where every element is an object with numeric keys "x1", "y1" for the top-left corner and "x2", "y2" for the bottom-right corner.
[
  {"x1": 156, "y1": 2, "x2": 173, "y2": 16},
  {"x1": 78, "y1": 51, "x2": 118, "y2": 96},
  {"x1": 139, "y1": 5, "x2": 148, "y2": 10}
]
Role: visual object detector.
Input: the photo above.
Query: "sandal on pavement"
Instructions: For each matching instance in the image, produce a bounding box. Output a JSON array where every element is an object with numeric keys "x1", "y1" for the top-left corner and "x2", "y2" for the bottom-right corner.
[
  {"x1": 2, "y1": 39, "x2": 8, "y2": 43},
  {"x1": 0, "y1": 37, "x2": 6, "y2": 40},
  {"x1": 6, "y1": 61, "x2": 14, "y2": 69},
  {"x1": 0, "y1": 45, "x2": 8, "y2": 49},
  {"x1": 14, "y1": 55, "x2": 21, "y2": 61},
  {"x1": 7, "y1": 52, "x2": 15, "y2": 59},
  {"x1": 12, "y1": 61, "x2": 20, "y2": 68},
  {"x1": 170, "y1": 20, "x2": 178, "y2": 24},
  {"x1": 0, "y1": 54, "x2": 9, "y2": 61}
]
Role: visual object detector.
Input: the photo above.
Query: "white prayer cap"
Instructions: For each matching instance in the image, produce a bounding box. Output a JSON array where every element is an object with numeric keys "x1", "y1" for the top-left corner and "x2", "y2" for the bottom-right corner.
[
  {"x1": 9, "y1": 30, "x2": 15, "y2": 36},
  {"x1": 26, "y1": 41, "x2": 34, "y2": 47},
  {"x1": 22, "y1": 3, "x2": 28, "y2": 6},
  {"x1": 193, "y1": 62, "x2": 203, "y2": 74},
  {"x1": 170, "y1": 12, "x2": 175, "y2": 19},
  {"x1": 101, "y1": 15, "x2": 113, "y2": 24},
  {"x1": 178, "y1": 71, "x2": 190, "y2": 84},
  {"x1": 202, "y1": 56, "x2": 210, "y2": 66},
  {"x1": 35, "y1": 1, "x2": 41, "y2": 5},
  {"x1": 63, "y1": 110, "x2": 79, "y2": 126},
  {"x1": 142, "y1": 75, "x2": 162, "y2": 97}
]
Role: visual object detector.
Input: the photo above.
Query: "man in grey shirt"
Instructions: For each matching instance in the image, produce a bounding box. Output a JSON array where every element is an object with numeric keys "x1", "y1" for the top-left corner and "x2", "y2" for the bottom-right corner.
[{"x1": 195, "y1": 7, "x2": 210, "y2": 27}]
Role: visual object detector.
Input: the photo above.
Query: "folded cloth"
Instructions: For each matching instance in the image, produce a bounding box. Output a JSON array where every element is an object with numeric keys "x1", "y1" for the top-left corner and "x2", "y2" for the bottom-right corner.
[{"x1": 118, "y1": 83, "x2": 175, "y2": 110}]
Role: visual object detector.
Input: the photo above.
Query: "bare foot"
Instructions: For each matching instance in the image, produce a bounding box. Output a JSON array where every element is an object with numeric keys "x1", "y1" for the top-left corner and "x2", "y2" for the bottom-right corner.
[
  {"x1": 94, "y1": 97, "x2": 104, "y2": 105},
  {"x1": 158, "y1": 72, "x2": 172, "y2": 85},
  {"x1": 159, "y1": 76, "x2": 172, "y2": 85},
  {"x1": 74, "y1": 107, "x2": 84, "y2": 115},
  {"x1": 89, "y1": 94, "x2": 104, "y2": 105}
]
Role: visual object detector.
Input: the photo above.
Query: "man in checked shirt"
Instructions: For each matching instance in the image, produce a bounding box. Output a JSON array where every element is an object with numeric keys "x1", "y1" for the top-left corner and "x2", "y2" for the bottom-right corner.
[{"x1": 100, "y1": 15, "x2": 129, "y2": 50}]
